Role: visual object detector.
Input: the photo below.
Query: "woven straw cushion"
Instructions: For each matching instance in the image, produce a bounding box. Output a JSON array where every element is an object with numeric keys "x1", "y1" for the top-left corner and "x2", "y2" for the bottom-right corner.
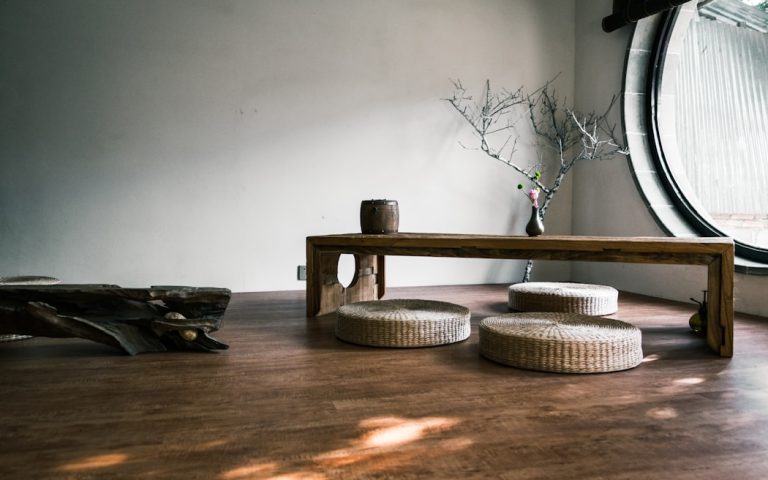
[
  {"x1": 336, "y1": 299, "x2": 471, "y2": 348},
  {"x1": 508, "y1": 282, "x2": 618, "y2": 316},
  {"x1": 479, "y1": 313, "x2": 642, "y2": 373}
]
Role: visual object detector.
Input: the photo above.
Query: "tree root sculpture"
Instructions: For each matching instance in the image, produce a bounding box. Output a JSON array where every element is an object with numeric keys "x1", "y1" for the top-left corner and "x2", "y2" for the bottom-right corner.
[{"x1": 0, "y1": 285, "x2": 231, "y2": 355}]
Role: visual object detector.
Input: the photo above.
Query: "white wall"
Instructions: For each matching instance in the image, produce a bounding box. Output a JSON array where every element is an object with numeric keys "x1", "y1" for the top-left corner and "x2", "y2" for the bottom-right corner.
[
  {"x1": 572, "y1": 0, "x2": 768, "y2": 317},
  {"x1": 0, "y1": 0, "x2": 575, "y2": 291}
]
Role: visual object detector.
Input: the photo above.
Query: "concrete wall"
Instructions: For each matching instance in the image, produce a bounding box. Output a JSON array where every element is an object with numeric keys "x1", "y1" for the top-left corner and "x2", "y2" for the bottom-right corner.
[
  {"x1": 1, "y1": 0, "x2": 575, "y2": 291},
  {"x1": 572, "y1": 0, "x2": 768, "y2": 317}
]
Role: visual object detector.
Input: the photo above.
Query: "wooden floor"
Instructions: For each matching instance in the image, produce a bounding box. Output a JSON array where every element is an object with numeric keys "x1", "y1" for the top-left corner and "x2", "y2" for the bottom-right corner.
[{"x1": 2, "y1": 285, "x2": 768, "y2": 479}]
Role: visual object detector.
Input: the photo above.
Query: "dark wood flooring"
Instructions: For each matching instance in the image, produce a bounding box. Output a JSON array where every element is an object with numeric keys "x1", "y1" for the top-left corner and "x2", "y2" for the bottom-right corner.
[{"x1": 2, "y1": 285, "x2": 768, "y2": 479}]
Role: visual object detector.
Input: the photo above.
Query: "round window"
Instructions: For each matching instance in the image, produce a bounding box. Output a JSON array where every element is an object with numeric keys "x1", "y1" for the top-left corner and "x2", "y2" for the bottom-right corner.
[{"x1": 648, "y1": 0, "x2": 768, "y2": 263}]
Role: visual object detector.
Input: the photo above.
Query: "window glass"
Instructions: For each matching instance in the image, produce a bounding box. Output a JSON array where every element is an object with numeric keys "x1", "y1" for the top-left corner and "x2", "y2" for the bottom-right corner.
[
  {"x1": 662, "y1": 0, "x2": 768, "y2": 254},
  {"x1": 674, "y1": 0, "x2": 768, "y2": 248}
]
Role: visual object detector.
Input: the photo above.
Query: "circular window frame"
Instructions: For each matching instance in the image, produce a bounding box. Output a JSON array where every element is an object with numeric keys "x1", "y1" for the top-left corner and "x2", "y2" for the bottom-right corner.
[{"x1": 622, "y1": 3, "x2": 768, "y2": 274}]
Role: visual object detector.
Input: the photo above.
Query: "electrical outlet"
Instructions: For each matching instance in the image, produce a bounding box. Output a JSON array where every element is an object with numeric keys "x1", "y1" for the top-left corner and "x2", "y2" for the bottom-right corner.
[{"x1": 297, "y1": 265, "x2": 307, "y2": 281}]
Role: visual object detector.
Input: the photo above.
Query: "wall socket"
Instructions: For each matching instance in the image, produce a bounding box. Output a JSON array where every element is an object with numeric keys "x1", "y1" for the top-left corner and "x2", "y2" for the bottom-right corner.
[{"x1": 297, "y1": 265, "x2": 307, "y2": 281}]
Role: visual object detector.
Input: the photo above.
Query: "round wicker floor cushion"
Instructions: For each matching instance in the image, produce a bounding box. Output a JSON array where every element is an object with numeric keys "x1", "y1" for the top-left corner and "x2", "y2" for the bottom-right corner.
[
  {"x1": 508, "y1": 282, "x2": 618, "y2": 316},
  {"x1": 479, "y1": 313, "x2": 642, "y2": 373},
  {"x1": 336, "y1": 299, "x2": 471, "y2": 347}
]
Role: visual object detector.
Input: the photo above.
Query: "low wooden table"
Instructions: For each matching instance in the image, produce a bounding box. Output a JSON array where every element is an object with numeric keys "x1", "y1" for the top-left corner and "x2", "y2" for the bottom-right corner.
[{"x1": 306, "y1": 234, "x2": 734, "y2": 357}]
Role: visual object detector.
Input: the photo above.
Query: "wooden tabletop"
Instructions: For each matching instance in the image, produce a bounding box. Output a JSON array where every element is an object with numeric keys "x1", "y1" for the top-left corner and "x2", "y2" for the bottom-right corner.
[{"x1": 307, "y1": 233, "x2": 734, "y2": 264}]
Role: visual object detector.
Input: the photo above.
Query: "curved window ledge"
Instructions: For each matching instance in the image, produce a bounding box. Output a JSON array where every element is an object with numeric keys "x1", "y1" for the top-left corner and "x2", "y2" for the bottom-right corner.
[{"x1": 621, "y1": 9, "x2": 768, "y2": 276}]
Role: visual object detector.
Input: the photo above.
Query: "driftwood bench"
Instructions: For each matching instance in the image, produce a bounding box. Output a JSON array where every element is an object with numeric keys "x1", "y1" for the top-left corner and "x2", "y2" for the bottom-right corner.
[
  {"x1": 0, "y1": 285, "x2": 231, "y2": 355},
  {"x1": 306, "y1": 234, "x2": 734, "y2": 357}
]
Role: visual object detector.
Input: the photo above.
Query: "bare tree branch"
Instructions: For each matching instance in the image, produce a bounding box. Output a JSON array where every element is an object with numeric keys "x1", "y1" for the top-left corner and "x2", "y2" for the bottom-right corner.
[{"x1": 445, "y1": 77, "x2": 628, "y2": 281}]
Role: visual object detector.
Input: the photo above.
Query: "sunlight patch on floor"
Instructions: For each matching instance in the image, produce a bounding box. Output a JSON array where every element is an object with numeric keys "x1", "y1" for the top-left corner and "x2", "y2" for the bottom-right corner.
[
  {"x1": 646, "y1": 406, "x2": 678, "y2": 419},
  {"x1": 674, "y1": 377, "x2": 705, "y2": 385},
  {"x1": 642, "y1": 353, "x2": 661, "y2": 363},
  {"x1": 314, "y1": 415, "x2": 469, "y2": 474},
  {"x1": 361, "y1": 416, "x2": 460, "y2": 449},
  {"x1": 221, "y1": 466, "x2": 326, "y2": 480},
  {"x1": 58, "y1": 453, "x2": 129, "y2": 472},
  {"x1": 316, "y1": 416, "x2": 462, "y2": 465},
  {"x1": 268, "y1": 474, "x2": 327, "y2": 480},
  {"x1": 659, "y1": 376, "x2": 708, "y2": 394},
  {"x1": 218, "y1": 415, "x2": 470, "y2": 479},
  {"x1": 218, "y1": 461, "x2": 279, "y2": 479},
  {"x1": 197, "y1": 439, "x2": 228, "y2": 450}
]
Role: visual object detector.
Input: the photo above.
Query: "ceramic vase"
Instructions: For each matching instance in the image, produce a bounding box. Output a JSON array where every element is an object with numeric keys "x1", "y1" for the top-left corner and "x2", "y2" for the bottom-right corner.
[{"x1": 525, "y1": 206, "x2": 544, "y2": 237}]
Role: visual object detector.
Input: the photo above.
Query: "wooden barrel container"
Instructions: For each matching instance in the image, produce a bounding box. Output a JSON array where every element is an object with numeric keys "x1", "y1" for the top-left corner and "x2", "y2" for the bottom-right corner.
[{"x1": 360, "y1": 199, "x2": 399, "y2": 234}]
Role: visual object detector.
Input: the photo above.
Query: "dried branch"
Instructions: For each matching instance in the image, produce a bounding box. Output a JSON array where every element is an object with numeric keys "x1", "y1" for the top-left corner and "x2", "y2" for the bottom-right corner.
[{"x1": 445, "y1": 77, "x2": 628, "y2": 281}]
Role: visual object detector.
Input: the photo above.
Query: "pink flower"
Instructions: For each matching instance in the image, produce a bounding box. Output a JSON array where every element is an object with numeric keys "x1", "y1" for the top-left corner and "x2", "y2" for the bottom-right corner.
[
  {"x1": 517, "y1": 170, "x2": 543, "y2": 208},
  {"x1": 528, "y1": 188, "x2": 539, "y2": 208}
]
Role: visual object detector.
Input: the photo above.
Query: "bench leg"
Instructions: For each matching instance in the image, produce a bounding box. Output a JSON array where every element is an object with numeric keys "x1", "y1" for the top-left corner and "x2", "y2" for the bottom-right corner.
[
  {"x1": 707, "y1": 253, "x2": 734, "y2": 357},
  {"x1": 306, "y1": 246, "x2": 382, "y2": 316}
]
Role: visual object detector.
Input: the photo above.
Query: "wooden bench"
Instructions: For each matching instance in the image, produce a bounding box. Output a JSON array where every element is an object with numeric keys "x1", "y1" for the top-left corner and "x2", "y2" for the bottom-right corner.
[{"x1": 306, "y1": 234, "x2": 734, "y2": 357}]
